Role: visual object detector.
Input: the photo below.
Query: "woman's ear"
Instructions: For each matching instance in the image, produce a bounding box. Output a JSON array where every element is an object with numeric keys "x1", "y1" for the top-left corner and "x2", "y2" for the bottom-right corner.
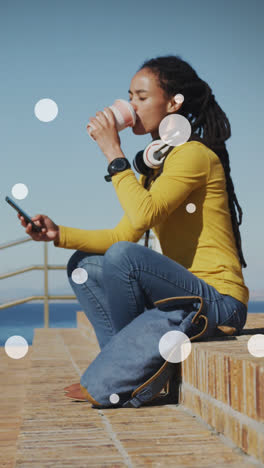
[{"x1": 167, "y1": 93, "x2": 184, "y2": 113}]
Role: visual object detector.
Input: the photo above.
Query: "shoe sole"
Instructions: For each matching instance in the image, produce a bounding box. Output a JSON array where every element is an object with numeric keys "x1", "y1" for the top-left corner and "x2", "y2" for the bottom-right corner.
[{"x1": 65, "y1": 394, "x2": 88, "y2": 402}]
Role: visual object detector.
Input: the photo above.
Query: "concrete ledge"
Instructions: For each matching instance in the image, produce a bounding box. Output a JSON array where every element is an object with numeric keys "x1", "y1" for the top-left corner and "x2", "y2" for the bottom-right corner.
[{"x1": 179, "y1": 313, "x2": 264, "y2": 463}]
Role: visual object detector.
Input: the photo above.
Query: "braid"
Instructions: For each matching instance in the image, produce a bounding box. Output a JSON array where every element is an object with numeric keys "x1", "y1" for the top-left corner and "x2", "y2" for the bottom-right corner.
[
  {"x1": 139, "y1": 56, "x2": 247, "y2": 268},
  {"x1": 215, "y1": 146, "x2": 247, "y2": 267}
]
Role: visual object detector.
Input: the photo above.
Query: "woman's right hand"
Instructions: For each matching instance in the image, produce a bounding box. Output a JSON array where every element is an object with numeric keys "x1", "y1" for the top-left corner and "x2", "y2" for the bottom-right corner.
[{"x1": 17, "y1": 213, "x2": 60, "y2": 243}]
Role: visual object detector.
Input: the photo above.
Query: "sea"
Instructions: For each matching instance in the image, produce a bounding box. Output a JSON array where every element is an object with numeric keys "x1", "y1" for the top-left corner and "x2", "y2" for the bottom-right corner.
[
  {"x1": 0, "y1": 301, "x2": 264, "y2": 347},
  {"x1": 0, "y1": 302, "x2": 80, "y2": 347}
]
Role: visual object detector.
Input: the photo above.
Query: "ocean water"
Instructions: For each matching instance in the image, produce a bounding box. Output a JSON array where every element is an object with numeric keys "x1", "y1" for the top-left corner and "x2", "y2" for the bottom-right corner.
[
  {"x1": 0, "y1": 301, "x2": 263, "y2": 347},
  {"x1": 248, "y1": 301, "x2": 264, "y2": 313},
  {"x1": 0, "y1": 302, "x2": 80, "y2": 347}
]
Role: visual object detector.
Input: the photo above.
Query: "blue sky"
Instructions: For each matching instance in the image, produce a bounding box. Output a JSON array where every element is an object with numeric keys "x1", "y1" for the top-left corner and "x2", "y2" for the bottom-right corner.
[{"x1": 0, "y1": 0, "x2": 263, "y2": 303}]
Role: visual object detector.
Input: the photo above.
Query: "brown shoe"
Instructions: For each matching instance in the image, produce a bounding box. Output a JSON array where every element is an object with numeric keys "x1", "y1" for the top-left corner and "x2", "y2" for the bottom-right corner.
[
  {"x1": 64, "y1": 382, "x2": 80, "y2": 393},
  {"x1": 65, "y1": 386, "x2": 89, "y2": 401}
]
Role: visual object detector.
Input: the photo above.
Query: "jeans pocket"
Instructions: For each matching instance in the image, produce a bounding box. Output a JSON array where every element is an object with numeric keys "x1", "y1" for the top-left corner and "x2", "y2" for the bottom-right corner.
[
  {"x1": 218, "y1": 297, "x2": 247, "y2": 331},
  {"x1": 220, "y1": 308, "x2": 241, "y2": 329}
]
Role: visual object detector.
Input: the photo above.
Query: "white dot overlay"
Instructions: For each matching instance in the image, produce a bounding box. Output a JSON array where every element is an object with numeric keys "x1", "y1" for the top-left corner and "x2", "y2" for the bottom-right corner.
[
  {"x1": 159, "y1": 330, "x2": 191, "y2": 363},
  {"x1": 109, "y1": 393, "x2": 120, "y2": 404},
  {"x1": 34, "y1": 98, "x2": 58, "y2": 122},
  {"x1": 71, "y1": 268, "x2": 88, "y2": 284},
  {"x1": 186, "y1": 203, "x2": 196, "y2": 213},
  {"x1": 5, "y1": 335, "x2": 29, "y2": 359},
  {"x1": 12, "y1": 183, "x2": 29, "y2": 200},
  {"x1": 247, "y1": 334, "x2": 264, "y2": 358},
  {"x1": 159, "y1": 114, "x2": 191, "y2": 147}
]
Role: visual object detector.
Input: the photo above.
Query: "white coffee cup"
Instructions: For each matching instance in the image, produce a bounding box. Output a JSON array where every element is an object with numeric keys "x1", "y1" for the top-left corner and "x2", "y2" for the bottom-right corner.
[{"x1": 87, "y1": 99, "x2": 136, "y2": 139}]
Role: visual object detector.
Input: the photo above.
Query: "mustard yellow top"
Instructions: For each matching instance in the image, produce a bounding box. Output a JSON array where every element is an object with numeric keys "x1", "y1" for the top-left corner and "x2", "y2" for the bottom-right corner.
[{"x1": 54, "y1": 141, "x2": 249, "y2": 306}]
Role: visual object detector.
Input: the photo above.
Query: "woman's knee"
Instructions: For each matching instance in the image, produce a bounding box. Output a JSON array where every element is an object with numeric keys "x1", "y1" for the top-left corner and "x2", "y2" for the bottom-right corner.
[
  {"x1": 66, "y1": 250, "x2": 97, "y2": 278},
  {"x1": 104, "y1": 241, "x2": 137, "y2": 266}
]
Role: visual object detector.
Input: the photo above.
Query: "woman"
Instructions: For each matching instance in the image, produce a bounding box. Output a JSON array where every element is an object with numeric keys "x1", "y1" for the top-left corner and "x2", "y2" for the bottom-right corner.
[{"x1": 18, "y1": 55, "x2": 249, "y2": 401}]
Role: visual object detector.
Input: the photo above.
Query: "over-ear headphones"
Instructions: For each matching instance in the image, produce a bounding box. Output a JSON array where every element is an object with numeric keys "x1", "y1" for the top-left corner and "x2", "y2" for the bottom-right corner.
[
  {"x1": 133, "y1": 140, "x2": 172, "y2": 176},
  {"x1": 133, "y1": 94, "x2": 189, "y2": 176}
]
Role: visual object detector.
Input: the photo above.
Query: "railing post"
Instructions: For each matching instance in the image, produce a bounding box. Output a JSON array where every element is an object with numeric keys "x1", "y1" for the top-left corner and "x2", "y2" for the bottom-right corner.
[{"x1": 44, "y1": 242, "x2": 49, "y2": 328}]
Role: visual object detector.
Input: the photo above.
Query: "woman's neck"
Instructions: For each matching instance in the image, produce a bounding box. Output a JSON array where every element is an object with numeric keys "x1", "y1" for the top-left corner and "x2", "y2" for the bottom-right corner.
[{"x1": 151, "y1": 130, "x2": 159, "y2": 140}]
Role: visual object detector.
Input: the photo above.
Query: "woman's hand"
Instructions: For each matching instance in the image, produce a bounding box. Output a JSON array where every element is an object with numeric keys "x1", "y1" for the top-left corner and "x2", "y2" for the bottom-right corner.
[
  {"x1": 87, "y1": 108, "x2": 124, "y2": 162},
  {"x1": 17, "y1": 213, "x2": 60, "y2": 243}
]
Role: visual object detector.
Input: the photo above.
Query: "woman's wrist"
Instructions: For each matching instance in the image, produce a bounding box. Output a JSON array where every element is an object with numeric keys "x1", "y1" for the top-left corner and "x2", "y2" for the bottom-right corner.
[
  {"x1": 55, "y1": 227, "x2": 60, "y2": 243},
  {"x1": 105, "y1": 147, "x2": 125, "y2": 164}
]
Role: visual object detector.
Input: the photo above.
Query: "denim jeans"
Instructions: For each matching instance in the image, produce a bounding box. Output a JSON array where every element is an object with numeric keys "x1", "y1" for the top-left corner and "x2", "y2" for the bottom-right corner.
[{"x1": 67, "y1": 241, "x2": 248, "y2": 350}]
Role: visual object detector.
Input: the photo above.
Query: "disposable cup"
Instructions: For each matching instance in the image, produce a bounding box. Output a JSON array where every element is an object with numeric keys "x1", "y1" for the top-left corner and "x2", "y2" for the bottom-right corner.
[{"x1": 87, "y1": 99, "x2": 136, "y2": 139}]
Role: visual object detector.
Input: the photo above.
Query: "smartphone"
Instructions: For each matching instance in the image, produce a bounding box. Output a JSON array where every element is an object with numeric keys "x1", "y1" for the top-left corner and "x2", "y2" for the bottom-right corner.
[{"x1": 5, "y1": 196, "x2": 42, "y2": 233}]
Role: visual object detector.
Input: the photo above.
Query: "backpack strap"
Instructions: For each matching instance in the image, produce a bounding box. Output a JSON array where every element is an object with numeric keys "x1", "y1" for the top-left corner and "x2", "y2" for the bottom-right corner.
[
  {"x1": 153, "y1": 295, "x2": 209, "y2": 342},
  {"x1": 123, "y1": 296, "x2": 208, "y2": 408},
  {"x1": 122, "y1": 361, "x2": 178, "y2": 408}
]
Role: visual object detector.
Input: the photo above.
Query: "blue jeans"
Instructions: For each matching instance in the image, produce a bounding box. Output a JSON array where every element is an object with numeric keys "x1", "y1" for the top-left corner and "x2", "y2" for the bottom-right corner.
[{"x1": 67, "y1": 241, "x2": 248, "y2": 350}]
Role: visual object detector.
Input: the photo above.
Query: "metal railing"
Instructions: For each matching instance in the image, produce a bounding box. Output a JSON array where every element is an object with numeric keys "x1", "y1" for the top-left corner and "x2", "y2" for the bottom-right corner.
[
  {"x1": 0, "y1": 233, "x2": 156, "y2": 328},
  {"x1": 0, "y1": 237, "x2": 76, "y2": 328}
]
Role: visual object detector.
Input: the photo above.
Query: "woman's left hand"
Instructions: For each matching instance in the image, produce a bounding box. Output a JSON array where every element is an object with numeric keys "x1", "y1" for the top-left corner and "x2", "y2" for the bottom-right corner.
[{"x1": 87, "y1": 108, "x2": 123, "y2": 162}]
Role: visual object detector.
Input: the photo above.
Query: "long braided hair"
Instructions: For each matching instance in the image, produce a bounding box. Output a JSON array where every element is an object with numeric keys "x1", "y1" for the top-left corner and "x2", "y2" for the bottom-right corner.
[{"x1": 139, "y1": 55, "x2": 247, "y2": 268}]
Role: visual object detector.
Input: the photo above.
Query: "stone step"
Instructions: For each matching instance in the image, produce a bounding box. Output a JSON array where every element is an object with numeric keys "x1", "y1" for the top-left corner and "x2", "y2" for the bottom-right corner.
[{"x1": 176, "y1": 312, "x2": 264, "y2": 464}]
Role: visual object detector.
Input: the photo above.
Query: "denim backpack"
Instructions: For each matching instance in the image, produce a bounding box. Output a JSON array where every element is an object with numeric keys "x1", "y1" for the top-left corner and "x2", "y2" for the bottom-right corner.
[{"x1": 80, "y1": 295, "x2": 237, "y2": 408}]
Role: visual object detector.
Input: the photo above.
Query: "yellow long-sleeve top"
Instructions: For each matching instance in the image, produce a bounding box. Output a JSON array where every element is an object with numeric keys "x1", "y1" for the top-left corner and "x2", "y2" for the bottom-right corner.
[{"x1": 54, "y1": 140, "x2": 249, "y2": 307}]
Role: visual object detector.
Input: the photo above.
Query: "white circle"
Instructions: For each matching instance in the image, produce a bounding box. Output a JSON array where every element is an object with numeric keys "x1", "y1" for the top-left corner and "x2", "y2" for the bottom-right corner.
[
  {"x1": 159, "y1": 114, "x2": 191, "y2": 147},
  {"x1": 247, "y1": 334, "x2": 264, "y2": 358},
  {"x1": 34, "y1": 98, "x2": 58, "y2": 122},
  {"x1": 71, "y1": 268, "x2": 88, "y2": 284},
  {"x1": 109, "y1": 393, "x2": 120, "y2": 404},
  {"x1": 11, "y1": 183, "x2": 29, "y2": 200},
  {"x1": 186, "y1": 203, "x2": 196, "y2": 214},
  {"x1": 174, "y1": 93, "x2": 184, "y2": 104},
  {"x1": 5, "y1": 335, "x2": 29, "y2": 359},
  {"x1": 159, "y1": 330, "x2": 191, "y2": 363}
]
